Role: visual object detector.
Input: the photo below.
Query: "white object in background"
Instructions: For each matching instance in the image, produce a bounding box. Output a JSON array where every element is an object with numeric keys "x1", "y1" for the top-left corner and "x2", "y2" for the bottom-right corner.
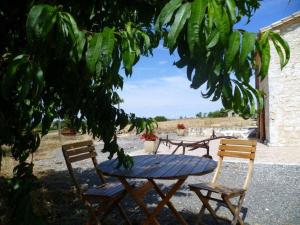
[{"x1": 144, "y1": 140, "x2": 159, "y2": 154}]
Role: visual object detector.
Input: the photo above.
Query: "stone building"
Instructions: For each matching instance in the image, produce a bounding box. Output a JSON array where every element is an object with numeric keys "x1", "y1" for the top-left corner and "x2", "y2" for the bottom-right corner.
[{"x1": 257, "y1": 12, "x2": 300, "y2": 146}]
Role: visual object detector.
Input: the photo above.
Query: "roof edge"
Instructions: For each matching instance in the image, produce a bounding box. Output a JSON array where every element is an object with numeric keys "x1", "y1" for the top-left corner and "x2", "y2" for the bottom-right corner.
[{"x1": 260, "y1": 11, "x2": 300, "y2": 33}]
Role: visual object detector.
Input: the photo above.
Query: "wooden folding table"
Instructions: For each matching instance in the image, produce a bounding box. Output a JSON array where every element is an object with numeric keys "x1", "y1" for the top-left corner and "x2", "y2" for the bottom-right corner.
[{"x1": 98, "y1": 154, "x2": 217, "y2": 225}]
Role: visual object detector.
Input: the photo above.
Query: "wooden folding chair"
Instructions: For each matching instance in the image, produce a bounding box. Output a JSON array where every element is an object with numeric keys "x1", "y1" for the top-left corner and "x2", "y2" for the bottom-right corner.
[
  {"x1": 189, "y1": 139, "x2": 257, "y2": 225},
  {"x1": 62, "y1": 140, "x2": 132, "y2": 225}
]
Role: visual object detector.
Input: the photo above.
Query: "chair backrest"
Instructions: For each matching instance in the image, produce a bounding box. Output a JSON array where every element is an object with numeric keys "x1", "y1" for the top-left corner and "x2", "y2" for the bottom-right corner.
[
  {"x1": 62, "y1": 140, "x2": 106, "y2": 194},
  {"x1": 212, "y1": 139, "x2": 257, "y2": 190}
]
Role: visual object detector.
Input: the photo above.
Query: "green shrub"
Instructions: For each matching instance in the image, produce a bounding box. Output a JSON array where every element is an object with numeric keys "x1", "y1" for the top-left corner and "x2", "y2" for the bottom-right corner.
[{"x1": 154, "y1": 116, "x2": 168, "y2": 122}]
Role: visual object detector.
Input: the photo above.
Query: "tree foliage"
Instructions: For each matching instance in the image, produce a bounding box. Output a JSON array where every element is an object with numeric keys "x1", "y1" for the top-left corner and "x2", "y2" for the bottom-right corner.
[
  {"x1": 156, "y1": 0, "x2": 289, "y2": 118},
  {"x1": 154, "y1": 116, "x2": 168, "y2": 122},
  {"x1": 207, "y1": 108, "x2": 228, "y2": 118},
  {"x1": 0, "y1": 0, "x2": 290, "y2": 224}
]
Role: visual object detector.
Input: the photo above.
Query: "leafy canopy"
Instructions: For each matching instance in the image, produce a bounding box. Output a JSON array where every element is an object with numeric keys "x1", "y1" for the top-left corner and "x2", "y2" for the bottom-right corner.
[{"x1": 156, "y1": 0, "x2": 289, "y2": 118}]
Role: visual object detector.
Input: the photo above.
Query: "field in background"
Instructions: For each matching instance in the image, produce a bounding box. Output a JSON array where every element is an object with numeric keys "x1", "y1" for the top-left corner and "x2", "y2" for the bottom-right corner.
[{"x1": 157, "y1": 117, "x2": 256, "y2": 133}]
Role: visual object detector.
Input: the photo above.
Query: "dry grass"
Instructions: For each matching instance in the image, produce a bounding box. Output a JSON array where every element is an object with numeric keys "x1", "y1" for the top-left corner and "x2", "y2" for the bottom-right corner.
[
  {"x1": 157, "y1": 117, "x2": 256, "y2": 133},
  {"x1": 36, "y1": 131, "x2": 91, "y2": 157},
  {"x1": 1, "y1": 131, "x2": 91, "y2": 178}
]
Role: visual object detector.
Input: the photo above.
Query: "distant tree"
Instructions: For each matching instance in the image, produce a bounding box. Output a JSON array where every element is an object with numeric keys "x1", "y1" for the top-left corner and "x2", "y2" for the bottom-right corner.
[
  {"x1": 207, "y1": 108, "x2": 228, "y2": 118},
  {"x1": 154, "y1": 116, "x2": 168, "y2": 122},
  {"x1": 196, "y1": 112, "x2": 203, "y2": 118}
]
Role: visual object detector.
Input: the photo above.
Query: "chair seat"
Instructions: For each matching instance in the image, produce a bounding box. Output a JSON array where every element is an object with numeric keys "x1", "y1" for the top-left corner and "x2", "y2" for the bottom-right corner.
[
  {"x1": 83, "y1": 181, "x2": 134, "y2": 199},
  {"x1": 189, "y1": 182, "x2": 245, "y2": 196}
]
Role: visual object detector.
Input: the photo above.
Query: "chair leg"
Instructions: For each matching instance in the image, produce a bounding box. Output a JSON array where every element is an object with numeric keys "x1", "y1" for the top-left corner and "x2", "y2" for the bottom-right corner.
[
  {"x1": 194, "y1": 190, "x2": 219, "y2": 224},
  {"x1": 98, "y1": 195, "x2": 131, "y2": 225},
  {"x1": 117, "y1": 203, "x2": 132, "y2": 225},
  {"x1": 222, "y1": 194, "x2": 245, "y2": 225},
  {"x1": 84, "y1": 201, "x2": 102, "y2": 225},
  {"x1": 231, "y1": 194, "x2": 245, "y2": 225},
  {"x1": 195, "y1": 191, "x2": 212, "y2": 225},
  {"x1": 98, "y1": 201, "x2": 116, "y2": 222}
]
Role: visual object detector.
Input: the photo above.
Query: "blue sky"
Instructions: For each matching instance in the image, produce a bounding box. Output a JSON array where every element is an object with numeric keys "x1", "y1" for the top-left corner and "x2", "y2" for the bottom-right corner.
[{"x1": 119, "y1": 0, "x2": 300, "y2": 119}]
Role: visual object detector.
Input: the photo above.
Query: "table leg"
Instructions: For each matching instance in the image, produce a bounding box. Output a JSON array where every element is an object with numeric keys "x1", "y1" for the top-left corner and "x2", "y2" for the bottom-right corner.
[
  {"x1": 118, "y1": 177, "x2": 160, "y2": 225},
  {"x1": 143, "y1": 178, "x2": 187, "y2": 225},
  {"x1": 148, "y1": 179, "x2": 188, "y2": 225}
]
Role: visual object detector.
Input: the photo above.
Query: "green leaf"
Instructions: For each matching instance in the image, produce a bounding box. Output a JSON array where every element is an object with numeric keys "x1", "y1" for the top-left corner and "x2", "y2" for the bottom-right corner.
[
  {"x1": 187, "y1": 0, "x2": 208, "y2": 54},
  {"x1": 1, "y1": 55, "x2": 28, "y2": 99},
  {"x1": 259, "y1": 30, "x2": 270, "y2": 48},
  {"x1": 26, "y1": 4, "x2": 58, "y2": 44},
  {"x1": 246, "y1": 89, "x2": 255, "y2": 115},
  {"x1": 225, "y1": 0, "x2": 237, "y2": 23},
  {"x1": 155, "y1": 0, "x2": 183, "y2": 30},
  {"x1": 42, "y1": 111, "x2": 54, "y2": 136},
  {"x1": 233, "y1": 86, "x2": 242, "y2": 112},
  {"x1": 86, "y1": 27, "x2": 114, "y2": 76},
  {"x1": 259, "y1": 37, "x2": 271, "y2": 79},
  {"x1": 232, "y1": 80, "x2": 261, "y2": 117},
  {"x1": 100, "y1": 27, "x2": 115, "y2": 65},
  {"x1": 210, "y1": 0, "x2": 230, "y2": 44},
  {"x1": 58, "y1": 12, "x2": 86, "y2": 61},
  {"x1": 271, "y1": 38, "x2": 285, "y2": 69},
  {"x1": 245, "y1": 82, "x2": 264, "y2": 112},
  {"x1": 240, "y1": 32, "x2": 256, "y2": 64},
  {"x1": 138, "y1": 31, "x2": 151, "y2": 51},
  {"x1": 187, "y1": 64, "x2": 194, "y2": 81},
  {"x1": 202, "y1": 85, "x2": 216, "y2": 98},
  {"x1": 174, "y1": 58, "x2": 188, "y2": 68},
  {"x1": 86, "y1": 33, "x2": 103, "y2": 76},
  {"x1": 206, "y1": 30, "x2": 220, "y2": 49},
  {"x1": 18, "y1": 80, "x2": 31, "y2": 101},
  {"x1": 191, "y1": 65, "x2": 208, "y2": 89},
  {"x1": 225, "y1": 31, "x2": 240, "y2": 70},
  {"x1": 269, "y1": 31, "x2": 290, "y2": 68},
  {"x1": 32, "y1": 66, "x2": 44, "y2": 98},
  {"x1": 168, "y1": 3, "x2": 191, "y2": 51},
  {"x1": 121, "y1": 38, "x2": 136, "y2": 75}
]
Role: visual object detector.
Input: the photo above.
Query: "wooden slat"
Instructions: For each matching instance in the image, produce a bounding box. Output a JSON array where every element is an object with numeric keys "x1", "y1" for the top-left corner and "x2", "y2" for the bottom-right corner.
[
  {"x1": 220, "y1": 139, "x2": 256, "y2": 146},
  {"x1": 176, "y1": 156, "x2": 203, "y2": 177},
  {"x1": 99, "y1": 155, "x2": 157, "y2": 178},
  {"x1": 62, "y1": 140, "x2": 93, "y2": 150},
  {"x1": 129, "y1": 156, "x2": 164, "y2": 177},
  {"x1": 144, "y1": 155, "x2": 179, "y2": 178},
  {"x1": 218, "y1": 151, "x2": 255, "y2": 160},
  {"x1": 219, "y1": 145, "x2": 255, "y2": 153},
  {"x1": 189, "y1": 182, "x2": 245, "y2": 196},
  {"x1": 158, "y1": 156, "x2": 193, "y2": 179},
  {"x1": 152, "y1": 155, "x2": 188, "y2": 178},
  {"x1": 191, "y1": 158, "x2": 209, "y2": 174},
  {"x1": 69, "y1": 151, "x2": 97, "y2": 163},
  {"x1": 136, "y1": 155, "x2": 172, "y2": 178},
  {"x1": 66, "y1": 146, "x2": 95, "y2": 156}
]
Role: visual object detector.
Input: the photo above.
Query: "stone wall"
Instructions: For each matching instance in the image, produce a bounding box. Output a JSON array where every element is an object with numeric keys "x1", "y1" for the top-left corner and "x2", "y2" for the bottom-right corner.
[
  {"x1": 188, "y1": 127, "x2": 256, "y2": 139},
  {"x1": 260, "y1": 20, "x2": 300, "y2": 146}
]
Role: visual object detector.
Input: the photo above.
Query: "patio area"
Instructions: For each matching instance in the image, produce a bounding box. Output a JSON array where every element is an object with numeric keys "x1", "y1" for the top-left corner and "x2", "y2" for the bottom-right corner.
[{"x1": 32, "y1": 134, "x2": 300, "y2": 225}]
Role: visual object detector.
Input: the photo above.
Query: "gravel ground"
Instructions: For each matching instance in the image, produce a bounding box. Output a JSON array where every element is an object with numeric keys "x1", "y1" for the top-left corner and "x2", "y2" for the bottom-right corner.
[{"x1": 34, "y1": 135, "x2": 300, "y2": 225}]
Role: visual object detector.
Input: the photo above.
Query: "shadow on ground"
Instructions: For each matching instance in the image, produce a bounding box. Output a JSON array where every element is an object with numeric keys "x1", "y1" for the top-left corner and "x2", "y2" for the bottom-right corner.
[{"x1": 31, "y1": 168, "x2": 250, "y2": 225}]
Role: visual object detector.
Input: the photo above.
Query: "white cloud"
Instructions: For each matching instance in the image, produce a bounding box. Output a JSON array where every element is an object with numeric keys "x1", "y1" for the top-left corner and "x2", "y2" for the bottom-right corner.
[{"x1": 158, "y1": 60, "x2": 168, "y2": 65}]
